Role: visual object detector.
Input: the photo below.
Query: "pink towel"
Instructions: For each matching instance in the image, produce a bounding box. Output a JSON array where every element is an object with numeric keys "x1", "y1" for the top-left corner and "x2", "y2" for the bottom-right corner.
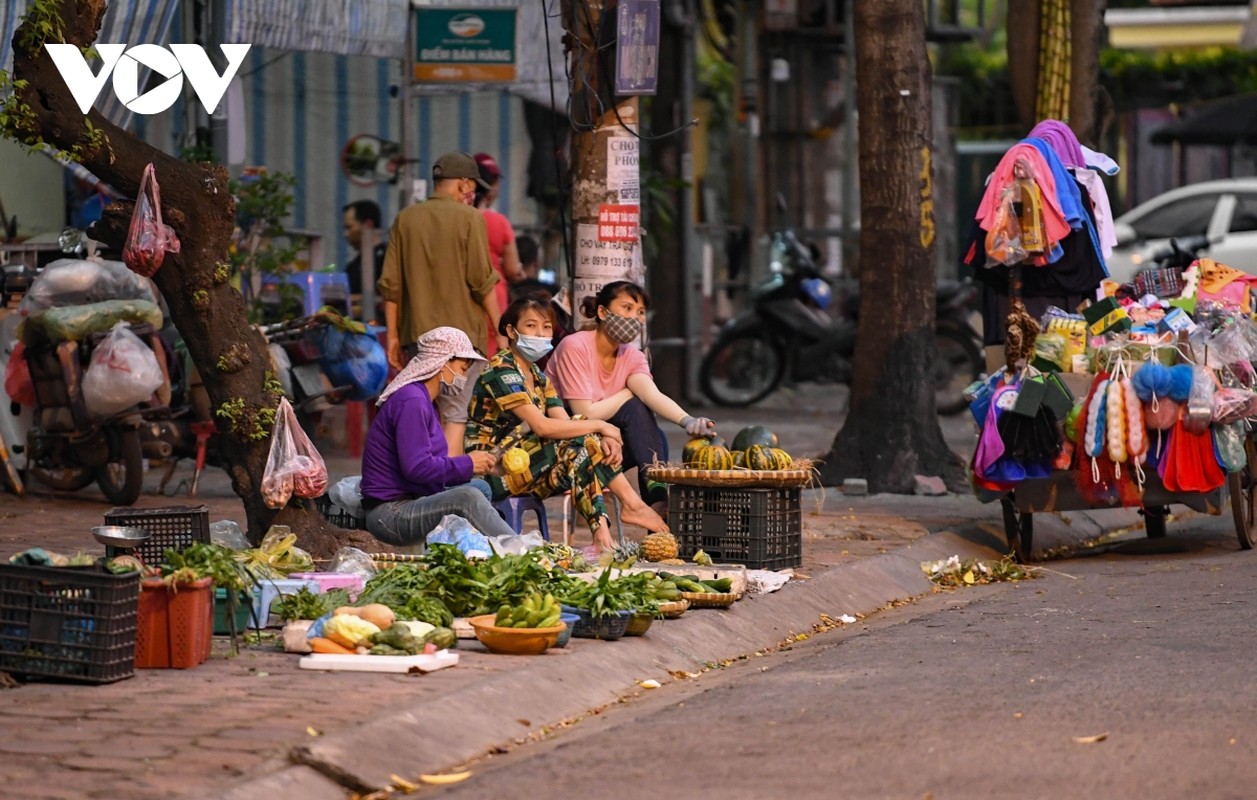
[{"x1": 975, "y1": 143, "x2": 1072, "y2": 248}]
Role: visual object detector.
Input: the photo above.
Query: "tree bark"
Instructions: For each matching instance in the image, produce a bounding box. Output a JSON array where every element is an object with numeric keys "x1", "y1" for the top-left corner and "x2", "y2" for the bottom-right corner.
[
  {"x1": 7, "y1": 0, "x2": 354, "y2": 556},
  {"x1": 817, "y1": 0, "x2": 963, "y2": 493},
  {"x1": 1007, "y1": 0, "x2": 1041, "y2": 132}
]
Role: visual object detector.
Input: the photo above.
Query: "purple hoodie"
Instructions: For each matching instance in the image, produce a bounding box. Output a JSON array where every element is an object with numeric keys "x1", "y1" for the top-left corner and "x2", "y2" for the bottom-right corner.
[{"x1": 360, "y1": 383, "x2": 473, "y2": 501}]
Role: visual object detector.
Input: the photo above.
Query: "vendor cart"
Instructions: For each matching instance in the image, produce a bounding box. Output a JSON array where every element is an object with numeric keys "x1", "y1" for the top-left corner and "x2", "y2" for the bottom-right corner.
[{"x1": 998, "y1": 440, "x2": 1257, "y2": 561}]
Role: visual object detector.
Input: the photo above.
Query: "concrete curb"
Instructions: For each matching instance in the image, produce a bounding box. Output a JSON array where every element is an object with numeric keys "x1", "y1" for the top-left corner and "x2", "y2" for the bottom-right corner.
[{"x1": 205, "y1": 511, "x2": 1137, "y2": 798}]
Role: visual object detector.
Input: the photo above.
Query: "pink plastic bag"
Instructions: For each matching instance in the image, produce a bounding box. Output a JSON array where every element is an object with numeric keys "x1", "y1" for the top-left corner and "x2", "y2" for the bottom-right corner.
[
  {"x1": 122, "y1": 163, "x2": 181, "y2": 278},
  {"x1": 262, "y1": 398, "x2": 328, "y2": 509}
]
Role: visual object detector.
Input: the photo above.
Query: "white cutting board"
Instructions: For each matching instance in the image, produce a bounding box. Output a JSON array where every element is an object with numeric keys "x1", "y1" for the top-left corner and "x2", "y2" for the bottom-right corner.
[{"x1": 298, "y1": 650, "x2": 459, "y2": 673}]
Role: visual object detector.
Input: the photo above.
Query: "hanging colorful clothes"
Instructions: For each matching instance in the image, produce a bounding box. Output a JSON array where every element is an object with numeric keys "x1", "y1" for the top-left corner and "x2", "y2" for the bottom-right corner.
[
  {"x1": 1028, "y1": 119, "x2": 1087, "y2": 169},
  {"x1": 974, "y1": 143, "x2": 1071, "y2": 262}
]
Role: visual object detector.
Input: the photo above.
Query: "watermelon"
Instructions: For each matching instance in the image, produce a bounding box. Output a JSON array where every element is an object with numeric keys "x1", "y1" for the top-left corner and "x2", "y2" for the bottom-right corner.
[{"x1": 732, "y1": 425, "x2": 779, "y2": 451}]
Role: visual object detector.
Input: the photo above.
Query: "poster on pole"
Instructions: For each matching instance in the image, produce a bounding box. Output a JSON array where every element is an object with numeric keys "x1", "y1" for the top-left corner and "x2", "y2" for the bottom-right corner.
[
  {"x1": 414, "y1": 9, "x2": 517, "y2": 83},
  {"x1": 615, "y1": 0, "x2": 660, "y2": 95},
  {"x1": 606, "y1": 135, "x2": 640, "y2": 203},
  {"x1": 573, "y1": 222, "x2": 644, "y2": 328}
]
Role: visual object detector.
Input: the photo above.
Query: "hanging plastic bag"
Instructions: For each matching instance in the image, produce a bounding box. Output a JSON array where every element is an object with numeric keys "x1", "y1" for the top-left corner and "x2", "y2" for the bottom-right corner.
[
  {"x1": 319, "y1": 326, "x2": 389, "y2": 401},
  {"x1": 122, "y1": 163, "x2": 181, "y2": 278},
  {"x1": 1183, "y1": 366, "x2": 1217, "y2": 434},
  {"x1": 81, "y1": 322, "x2": 164, "y2": 417},
  {"x1": 985, "y1": 188, "x2": 1027, "y2": 267},
  {"x1": 261, "y1": 397, "x2": 328, "y2": 509},
  {"x1": 4, "y1": 343, "x2": 35, "y2": 406}
]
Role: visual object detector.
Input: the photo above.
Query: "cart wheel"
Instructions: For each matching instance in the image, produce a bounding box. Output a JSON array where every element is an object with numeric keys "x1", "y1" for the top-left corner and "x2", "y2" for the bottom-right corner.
[
  {"x1": 1141, "y1": 507, "x2": 1169, "y2": 539},
  {"x1": 1000, "y1": 498, "x2": 1035, "y2": 563},
  {"x1": 1229, "y1": 469, "x2": 1257, "y2": 551}
]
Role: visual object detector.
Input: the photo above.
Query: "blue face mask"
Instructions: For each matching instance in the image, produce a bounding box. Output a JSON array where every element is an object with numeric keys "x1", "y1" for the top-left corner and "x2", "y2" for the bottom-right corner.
[{"x1": 514, "y1": 333, "x2": 554, "y2": 363}]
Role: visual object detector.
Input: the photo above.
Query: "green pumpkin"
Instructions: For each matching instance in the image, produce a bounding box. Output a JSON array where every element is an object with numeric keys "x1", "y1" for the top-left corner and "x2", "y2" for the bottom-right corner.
[
  {"x1": 732, "y1": 425, "x2": 779, "y2": 452},
  {"x1": 732, "y1": 450, "x2": 746, "y2": 469},
  {"x1": 689, "y1": 444, "x2": 735, "y2": 470},
  {"x1": 682, "y1": 435, "x2": 726, "y2": 464},
  {"x1": 745, "y1": 444, "x2": 793, "y2": 470}
]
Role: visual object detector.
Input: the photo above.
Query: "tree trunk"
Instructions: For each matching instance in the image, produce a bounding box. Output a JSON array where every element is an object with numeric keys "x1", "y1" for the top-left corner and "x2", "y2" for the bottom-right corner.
[
  {"x1": 817, "y1": 0, "x2": 963, "y2": 494},
  {"x1": 6, "y1": 0, "x2": 359, "y2": 557}
]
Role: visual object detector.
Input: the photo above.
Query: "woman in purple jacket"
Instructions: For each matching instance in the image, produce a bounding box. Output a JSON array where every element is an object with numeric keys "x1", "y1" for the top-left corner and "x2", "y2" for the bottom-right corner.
[{"x1": 360, "y1": 327, "x2": 518, "y2": 545}]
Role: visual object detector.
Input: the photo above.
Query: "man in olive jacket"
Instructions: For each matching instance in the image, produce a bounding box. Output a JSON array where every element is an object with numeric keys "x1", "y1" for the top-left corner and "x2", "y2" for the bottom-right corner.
[{"x1": 379, "y1": 151, "x2": 501, "y2": 455}]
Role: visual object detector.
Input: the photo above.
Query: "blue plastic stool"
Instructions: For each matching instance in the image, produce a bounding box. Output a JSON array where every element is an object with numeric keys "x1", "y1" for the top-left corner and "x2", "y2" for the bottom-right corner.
[
  {"x1": 262, "y1": 271, "x2": 351, "y2": 317},
  {"x1": 493, "y1": 496, "x2": 550, "y2": 540}
]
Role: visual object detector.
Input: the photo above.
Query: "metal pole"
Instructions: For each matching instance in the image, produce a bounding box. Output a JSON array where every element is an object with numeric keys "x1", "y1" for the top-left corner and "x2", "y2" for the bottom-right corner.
[
  {"x1": 398, "y1": 6, "x2": 414, "y2": 213},
  {"x1": 841, "y1": 0, "x2": 858, "y2": 276},
  {"x1": 740, "y1": 0, "x2": 759, "y2": 242},
  {"x1": 361, "y1": 227, "x2": 377, "y2": 324},
  {"x1": 679, "y1": 0, "x2": 701, "y2": 403}
]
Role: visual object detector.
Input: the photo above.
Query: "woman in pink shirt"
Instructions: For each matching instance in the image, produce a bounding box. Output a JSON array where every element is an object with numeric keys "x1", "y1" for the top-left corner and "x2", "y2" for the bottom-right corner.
[
  {"x1": 546, "y1": 281, "x2": 717, "y2": 513},
  {"x1": 475, "y1": 153, "x2": 524, "y2": 353}
]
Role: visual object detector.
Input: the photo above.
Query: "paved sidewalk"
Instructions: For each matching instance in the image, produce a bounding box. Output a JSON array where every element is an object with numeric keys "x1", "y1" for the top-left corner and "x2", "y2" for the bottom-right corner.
[{"x1": 0, "y1": 393, "x2": 1153, "y2": 799}]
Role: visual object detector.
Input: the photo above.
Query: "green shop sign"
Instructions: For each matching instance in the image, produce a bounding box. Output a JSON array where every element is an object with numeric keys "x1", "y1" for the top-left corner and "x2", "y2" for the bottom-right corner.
[{"x1": 414, "y1": 8, "x2": 517, "y2": 83}]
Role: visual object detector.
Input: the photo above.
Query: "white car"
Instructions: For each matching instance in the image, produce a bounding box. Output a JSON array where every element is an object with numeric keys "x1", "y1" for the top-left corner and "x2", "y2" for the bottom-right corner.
[{"x1": 1107, "y1": 178, "x2": 1257, "y2": 285}]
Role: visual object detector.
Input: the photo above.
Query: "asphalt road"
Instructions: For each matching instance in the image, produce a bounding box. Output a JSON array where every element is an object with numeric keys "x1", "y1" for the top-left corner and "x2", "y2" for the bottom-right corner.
[{"x1": 434, "y1": 518, "x2": 1257, "y2": 799}]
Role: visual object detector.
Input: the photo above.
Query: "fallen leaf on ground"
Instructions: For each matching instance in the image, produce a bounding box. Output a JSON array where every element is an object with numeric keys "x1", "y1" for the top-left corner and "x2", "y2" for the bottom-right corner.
[
  {"x1": 1072, "y1": 733, "x2": 1108, "y2": 744},
  {"x1": 306, "y1": 726, "x2": 321, "y2": 736},
  {"x1": 391, "y1": 774, "x2": 419, "y2": 792},
  {"x1": 419, "y1": 771, "x2": 472, "y2": 785},
  {"x1": 639, "y1": 679, "x2": 661, "y2": 689}
]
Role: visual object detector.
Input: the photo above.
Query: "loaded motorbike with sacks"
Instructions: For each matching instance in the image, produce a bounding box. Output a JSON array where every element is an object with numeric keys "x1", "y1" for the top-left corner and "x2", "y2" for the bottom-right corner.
[{"x1": 9, "y1": 255, "x2": 174, "y2": 503}]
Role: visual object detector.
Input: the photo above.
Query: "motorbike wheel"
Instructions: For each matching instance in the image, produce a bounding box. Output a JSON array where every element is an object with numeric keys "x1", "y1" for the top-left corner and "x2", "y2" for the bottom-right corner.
[
  {"x1": 933, "y1": 325, "x2": 982, "y2": 416},
  {"x1": 95, "y1": 428, "x2": 144, "y2": 505},
  {"x1": 699, "y1": 331, "x2": 786, "y2": 407},
  {"x1": 28, "y1": 465, "x2": 95, "y2": 492}
]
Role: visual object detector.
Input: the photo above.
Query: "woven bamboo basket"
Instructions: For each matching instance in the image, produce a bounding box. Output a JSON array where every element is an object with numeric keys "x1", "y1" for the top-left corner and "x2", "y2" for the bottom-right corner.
[
  {"x1": 657, "y1": 599, "x2": 690, "y2": 618},
  {"x1": 646, "y1": 459, "x2": 818, "y2": 489},
  {"x1": 678, "y1": 591, "x2": 737, "y2": 608}
]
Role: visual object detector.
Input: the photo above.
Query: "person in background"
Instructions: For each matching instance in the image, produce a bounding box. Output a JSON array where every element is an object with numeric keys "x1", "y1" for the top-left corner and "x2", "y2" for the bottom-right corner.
[
  {"x1": 342, "y1": 200, "x2": 387, "y2": 298},
  {"x1": 466, "y1": 297, "x2": 669, "y2": 551},
  {"x1": 547, "y1": 281, "x2": 717, "y2": 515},
  {"x1": 360, "y1": 327, "x2": 516, "y2": 547},
  {"x1": 474, "y1": 153, "x2": 525, "y2": 354},
  {"x1": 379, "y1": 151, "x2": 500, "y2": 455}
]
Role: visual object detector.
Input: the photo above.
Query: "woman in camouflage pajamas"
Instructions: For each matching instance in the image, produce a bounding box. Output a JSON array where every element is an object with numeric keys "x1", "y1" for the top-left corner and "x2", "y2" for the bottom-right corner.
[{"x1": 466, "y1": 297, "x2": 669, "y2": 551}]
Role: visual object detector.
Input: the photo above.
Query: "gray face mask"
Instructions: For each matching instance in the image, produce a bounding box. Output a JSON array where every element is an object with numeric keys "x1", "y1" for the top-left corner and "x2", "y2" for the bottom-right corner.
[
  {"x1": 602, "y1": 311, "x2": 642, "y2": 344},
  {"x1": 440, "y1": 371, "x2": 468, "y2": 397}
]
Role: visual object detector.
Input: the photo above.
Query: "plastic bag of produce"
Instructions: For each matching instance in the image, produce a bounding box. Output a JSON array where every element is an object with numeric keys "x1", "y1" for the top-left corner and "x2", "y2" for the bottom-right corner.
[
  {"x1": 329, "y1": 475, "x2": 364, "y2": 516},
  {"x1": 81, "y1": 322, "x2": 164, "y2": 417},
  {"x1": 20, "y1": 299, "x2": 164, "y2": 345},
  {"x1": 123, "y1": 163, "x2": 181, "y2": 278},
  {"x1": 319, "y1": 326, "x2": 388, "y2": 401},
  {"x1": 18, "y1": 257, "x2": 159, "y2": 315},
  {"x1": 426, "y1": 514, "x2": 492, "y2": 558},
  {"x1": 328, "y1": 546, "x2": 377, "y2": 579},
  {"x1": 262, "y1": 397, "x2": 328, "y2": 508}
]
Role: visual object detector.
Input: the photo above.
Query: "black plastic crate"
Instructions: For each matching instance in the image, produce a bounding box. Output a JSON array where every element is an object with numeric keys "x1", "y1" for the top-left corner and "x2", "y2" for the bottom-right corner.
[
  {"x1": 103, "y1": 505, "x2": 210, "y2": 565},
  {"x1": 669, "y1": 486, "x2": 802, "y2": 570},
  {"x1": 315, "y1": 494, "x2": 368, "y2": 531},
  {"x1": 0, "y1": 563, "x2": 139, "y2": 684}
]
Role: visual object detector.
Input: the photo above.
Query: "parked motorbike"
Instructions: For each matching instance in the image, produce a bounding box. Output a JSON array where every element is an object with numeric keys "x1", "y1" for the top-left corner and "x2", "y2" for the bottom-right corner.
[{"x1": 698, "y1": 228, "x2": 983, "y2": 413}]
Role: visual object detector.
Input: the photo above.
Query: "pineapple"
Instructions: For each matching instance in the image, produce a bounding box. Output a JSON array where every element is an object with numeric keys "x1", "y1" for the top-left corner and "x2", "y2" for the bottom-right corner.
[
  {"x1": 601, "y1": 540, "x2": 640, "y2": 569},
  {"x1": 641, "y1": 531, "x2": 679, "y2": 562}
]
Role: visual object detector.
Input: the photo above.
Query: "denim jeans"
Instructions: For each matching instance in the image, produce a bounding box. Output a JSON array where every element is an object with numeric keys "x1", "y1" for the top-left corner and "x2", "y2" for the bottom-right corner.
[
  {"x1": 365, "y1": 483, "x2": 516, "y2": 546},
  {"x1": 608, "y1": 396, "x2": 669, "y2": 506}
]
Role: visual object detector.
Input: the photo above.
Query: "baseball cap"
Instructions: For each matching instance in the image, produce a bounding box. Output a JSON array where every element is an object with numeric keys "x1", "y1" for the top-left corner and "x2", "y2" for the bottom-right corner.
[
  {"x1": 474, "y1": 152, "x2": 502, "y2": 182},
  {"x1": 432, "y1": 152, "x2": 490, "y2": 189}
]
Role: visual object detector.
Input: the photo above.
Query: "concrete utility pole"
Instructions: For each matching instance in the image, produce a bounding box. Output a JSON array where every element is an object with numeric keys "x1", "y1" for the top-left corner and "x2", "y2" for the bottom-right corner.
[{"x1": 561, "y1": 0, "x2": 644, "y2": 329}]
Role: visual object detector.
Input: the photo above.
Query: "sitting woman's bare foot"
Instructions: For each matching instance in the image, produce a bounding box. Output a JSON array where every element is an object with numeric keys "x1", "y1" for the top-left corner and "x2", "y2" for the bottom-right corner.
[
  {"x1": 621, "y1": 502, "x2": 668, "y2": 533},
  {"x1": 592, "y1": 520, "x2": 617, "y2": 552}
]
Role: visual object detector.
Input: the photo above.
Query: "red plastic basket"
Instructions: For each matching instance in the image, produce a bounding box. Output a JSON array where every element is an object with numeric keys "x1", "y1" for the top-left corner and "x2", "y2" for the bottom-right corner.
[{"x1": 135, "y1": 577, "x2": 213, "y2": 669}]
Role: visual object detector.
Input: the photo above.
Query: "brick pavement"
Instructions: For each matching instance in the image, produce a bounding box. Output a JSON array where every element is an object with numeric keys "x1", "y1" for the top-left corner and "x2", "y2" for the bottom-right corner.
[{"x1": 0, "y1": 392, "x2": 999, "y2": 800}]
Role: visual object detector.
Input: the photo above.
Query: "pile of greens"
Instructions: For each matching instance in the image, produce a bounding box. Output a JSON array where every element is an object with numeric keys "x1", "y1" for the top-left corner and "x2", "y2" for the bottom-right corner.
[
  {"x1": 554, "y1": 569, "x2": 658, "y2": 619},
  {"x1": 356, "y1": 544, "x2": 570, "y2": 623}
]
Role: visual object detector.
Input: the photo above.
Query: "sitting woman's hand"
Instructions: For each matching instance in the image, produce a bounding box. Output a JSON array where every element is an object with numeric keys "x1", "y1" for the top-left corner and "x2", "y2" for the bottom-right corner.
[
  {"x1": 597, "y1": 422, "x2": 623, "y2": 443},
  {"x1": 469, "y1": 451, "x2": 499, "y2": 476},
  {"x1": 600, "y1": 435, "x2": 624, "y2": 467}
]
